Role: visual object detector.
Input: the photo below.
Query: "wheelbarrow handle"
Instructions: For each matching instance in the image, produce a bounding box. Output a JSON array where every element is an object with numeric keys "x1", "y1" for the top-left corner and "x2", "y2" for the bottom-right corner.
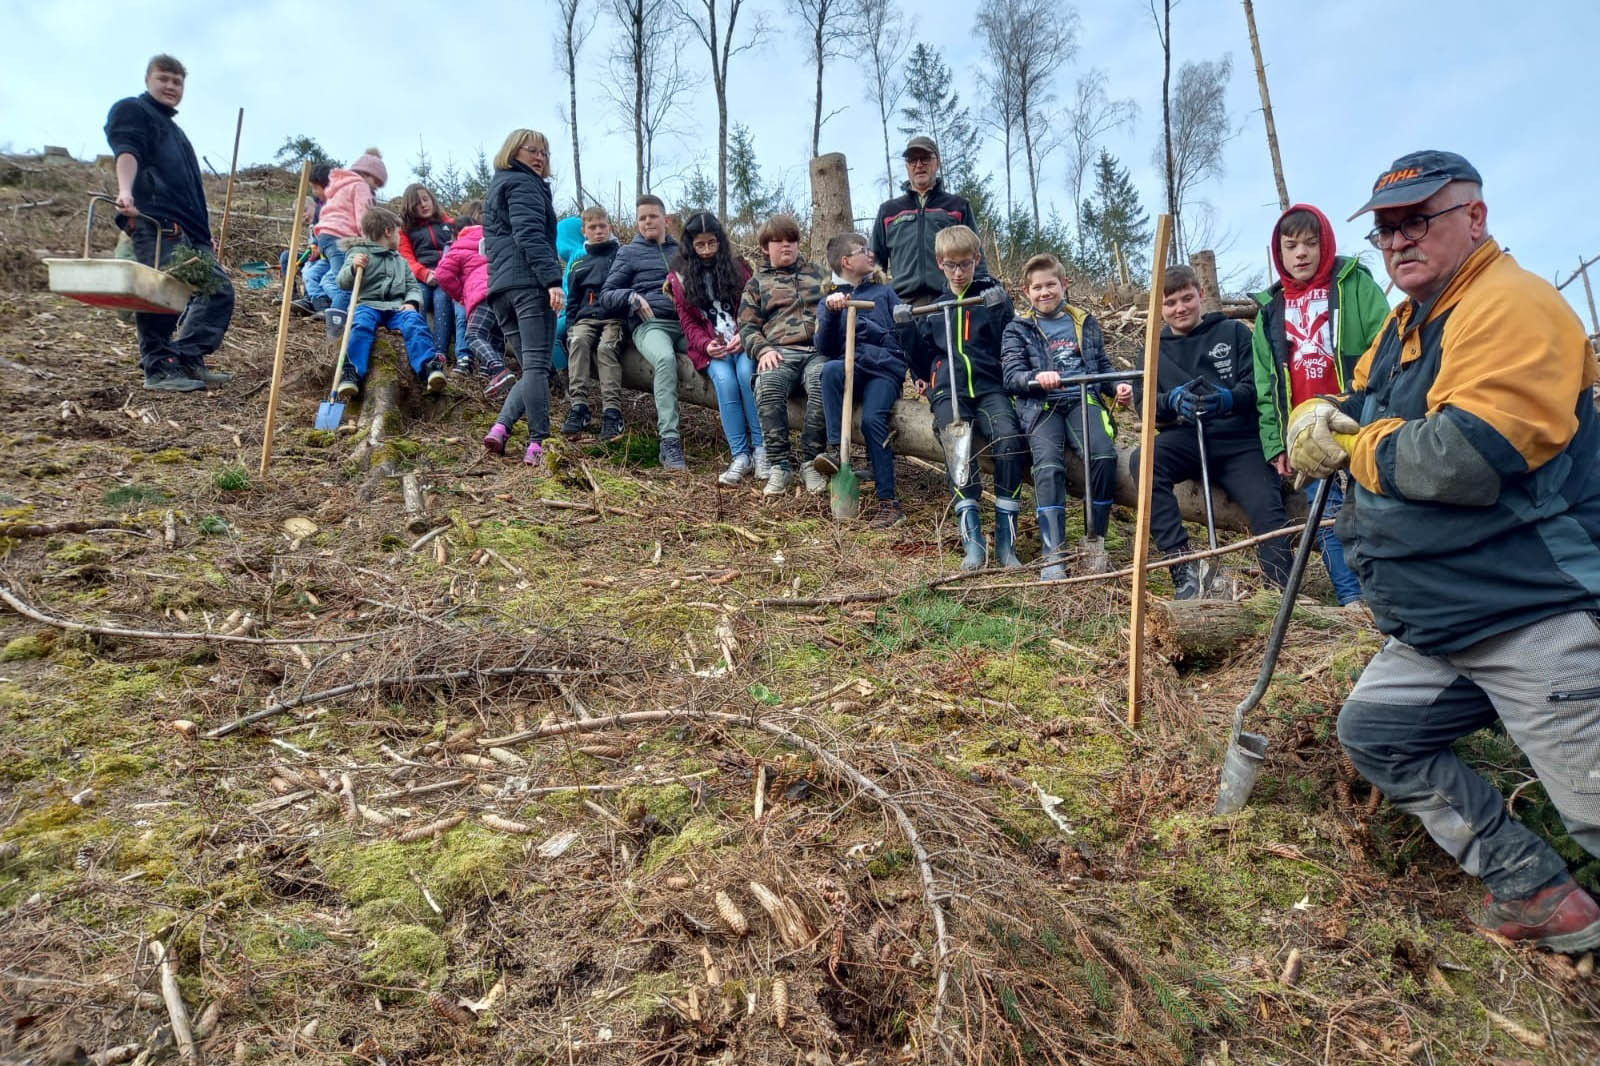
[
  {"x1": 1226, "y1": 475, "x2": 1337, "y2": 743},
  {"x1": 87, "y1": 193, "x2": 169, "y2": 265}
]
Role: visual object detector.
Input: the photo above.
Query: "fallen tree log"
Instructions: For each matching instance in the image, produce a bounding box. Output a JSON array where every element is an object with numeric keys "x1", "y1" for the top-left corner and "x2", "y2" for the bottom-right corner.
[
  {"x1": 612, "y1": 348, "x2": 1304, "y2": 530},
  {"x1": 1149, "y1": 596, "x2": 1352, "y2": 663}
]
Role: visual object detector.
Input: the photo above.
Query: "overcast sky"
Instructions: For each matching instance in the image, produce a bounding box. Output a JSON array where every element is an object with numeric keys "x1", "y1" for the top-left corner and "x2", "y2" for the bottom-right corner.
[{"x1": 5, "y1": 0, "x2": 1598, "y2": 323}]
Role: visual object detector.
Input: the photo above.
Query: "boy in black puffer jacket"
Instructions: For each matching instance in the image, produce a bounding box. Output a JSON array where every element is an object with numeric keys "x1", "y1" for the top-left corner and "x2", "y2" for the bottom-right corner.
[
  {"x1": 1002, "y1": 254, "x2": 1131, "y2": 579},
  {"x1": 562, "y1": 206, "x2": 625, "y2": 438},
  {"x1": 917, "y1": 225, "x2": 1025, "y2": 571},
  {"x1": 814, "y1": 232, "x2": 907, "y2": 528},
  {"x1": 1137, "y1": 264, "x2": 1290, "y2": 598}
]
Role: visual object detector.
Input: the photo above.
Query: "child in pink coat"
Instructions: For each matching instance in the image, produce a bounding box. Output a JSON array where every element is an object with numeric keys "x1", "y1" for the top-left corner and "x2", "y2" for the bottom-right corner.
[
  {"x1": 433, "y1": 206, "x2": 513, "y2": 401},
  {"x1": 311, "y1": 148, "x2": 386, "y2": 316}
]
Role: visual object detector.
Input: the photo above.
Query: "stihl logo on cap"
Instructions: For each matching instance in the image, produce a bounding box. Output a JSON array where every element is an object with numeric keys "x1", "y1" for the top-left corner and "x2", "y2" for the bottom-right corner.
[{"x1": 1374, "y1": 167, "x2": 1422, "y2": 191}]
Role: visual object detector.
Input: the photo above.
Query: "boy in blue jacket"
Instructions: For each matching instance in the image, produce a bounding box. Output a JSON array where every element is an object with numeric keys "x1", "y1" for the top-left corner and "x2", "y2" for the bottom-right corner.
[
  {"x1": 814, "y1": 233, "x2": 907, "y2": 528},
  {"x1": 1002, "y1": 254, "x2": 1132, "y2": 578}
]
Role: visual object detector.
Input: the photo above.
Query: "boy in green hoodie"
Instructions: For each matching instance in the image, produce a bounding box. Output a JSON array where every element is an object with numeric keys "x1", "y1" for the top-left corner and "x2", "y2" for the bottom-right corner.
[
  {"x1": 338, "y1": 207, "x2": 447, "y2": 397},
  {"x1": 1251, "y1": 203, "x2": 1390, "y2": 607}
]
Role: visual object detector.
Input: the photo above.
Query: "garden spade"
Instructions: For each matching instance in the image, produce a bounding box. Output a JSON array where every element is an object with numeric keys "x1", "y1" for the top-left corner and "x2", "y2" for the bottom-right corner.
[
  {"x1": 1214, "y1": 476, "x2": 1334, "y2": 813},
  {"x1": 315, "y1": 265, "x2": 364, "y2": 430},
  {"x1": 828, "y1": 299, "x2": 876, "y2": 520}
]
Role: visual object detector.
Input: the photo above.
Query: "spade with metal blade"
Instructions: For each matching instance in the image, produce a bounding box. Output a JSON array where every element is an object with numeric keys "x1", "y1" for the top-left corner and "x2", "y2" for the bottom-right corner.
[
  {"x1": 314, "y1": 265, "x2": 364, "y2": 430},
  {"x1": 1213, "y1": 475, "x2": 1335, "y2": 813},
  {"x1": 893, "y1": 285, "x2": 1007, "y2": 489},
  {"x1": 828, "y1": 299, "x2": 877, "y2": 520}
]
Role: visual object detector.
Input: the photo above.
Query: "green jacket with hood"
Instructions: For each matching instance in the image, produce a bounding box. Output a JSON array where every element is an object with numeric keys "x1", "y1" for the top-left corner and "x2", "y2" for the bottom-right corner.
[
  {"x1": 337, "y1": 240, "x2": 425, "y2": 312},
  {"x1": 1250, "y1": 204, "x2": 1390, "y2": 461}
]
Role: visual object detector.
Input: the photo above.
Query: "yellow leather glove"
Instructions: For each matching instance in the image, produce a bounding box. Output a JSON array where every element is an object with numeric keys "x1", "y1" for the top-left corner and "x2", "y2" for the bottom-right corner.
[{"x1": 1286, "y1": 398, "x2": 1361, "y2": 479}]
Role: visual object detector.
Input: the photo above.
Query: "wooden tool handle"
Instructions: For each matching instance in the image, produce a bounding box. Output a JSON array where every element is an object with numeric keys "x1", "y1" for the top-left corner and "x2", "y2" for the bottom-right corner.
[
  {"x1": 840, "y1": 306, "x2": 858, "y2": 458},
  {"x1": 840, "y1": 299, "x2": 876, "y2": 310}
]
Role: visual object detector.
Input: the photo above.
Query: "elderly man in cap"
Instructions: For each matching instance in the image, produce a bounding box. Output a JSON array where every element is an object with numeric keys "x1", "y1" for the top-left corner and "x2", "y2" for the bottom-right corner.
[
  {"x1": 1286, "y1": 150, "x2": 1600, "y2": 953},
  {"x1": 870, "y1": 136, "x2": 978, "y2": 386}
]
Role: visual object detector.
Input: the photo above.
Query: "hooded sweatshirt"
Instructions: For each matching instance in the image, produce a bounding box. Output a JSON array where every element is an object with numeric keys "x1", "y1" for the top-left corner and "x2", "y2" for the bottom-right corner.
[
  {"x1": 1251, "y1": 203, "x2": 1391, "y2": 461},
  {"x1": 1146, "y1": 311, "x2": 1259, "y2": 444}
]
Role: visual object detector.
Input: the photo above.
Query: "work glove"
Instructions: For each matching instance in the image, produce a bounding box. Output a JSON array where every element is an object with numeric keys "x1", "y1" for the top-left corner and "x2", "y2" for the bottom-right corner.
[
  {"x1": 1286, "y1": 398, "x2": 1360, "y2": 479},
  {"x1": 1194, "y1": 386, "x2": 1234, "y2": 419},
  {"x1": 1167, "y1": 379, "x2": 1203, "y2": 420}
]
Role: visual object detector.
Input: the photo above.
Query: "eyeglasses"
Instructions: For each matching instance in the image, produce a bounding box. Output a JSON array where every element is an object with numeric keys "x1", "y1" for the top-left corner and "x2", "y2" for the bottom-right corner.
[
  {"x1": 1366, "y1": 202, "x2": 1469, "y2": 248},
  {"x1": 939, "y1": 259, "x2": 977, "y2": 271},
  {"x1": 518, "y1": 144, "x2": 548, "y2": 157}
]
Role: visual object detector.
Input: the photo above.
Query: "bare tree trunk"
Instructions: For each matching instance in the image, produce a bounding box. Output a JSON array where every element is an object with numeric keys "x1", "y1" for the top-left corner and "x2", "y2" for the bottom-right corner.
[
  {"x1": 811, "y1": 19, "x2": 825, "y2": 158},
  {"x1": 1022, "y1": 113, "x2": 1040, "y2": 231},
  {"x1": 1242, "y1": 0, "x2": 1288, "y2": 211},
  {"x1": 809, "y1": 153, "x2": 852, "y2": 261},
  {"x1": 634, "y1": 2, "x2": 646, "y2": 198},
  {"x1": 1191, "y1": 249, "x2": 1222, "y2": 313},
  {"x1": 1158, "y1": 0, "x2": 1179, "y2": 261},
  {"x1": 881, "y1": 110, "x2": 894, "y2": 194},
  {"x1": 568, "y1": 35, "x2": 585, "y2": 208}
]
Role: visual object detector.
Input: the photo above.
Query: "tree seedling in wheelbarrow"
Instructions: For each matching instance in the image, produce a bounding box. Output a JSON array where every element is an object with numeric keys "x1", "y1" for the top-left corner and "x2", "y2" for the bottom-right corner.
[
  {"x1": 893, "y1": 286, "x2": 1008, "y2": 488},
  {"x1": 315, "y1": 265, "x2": 364, "y2": 431}
]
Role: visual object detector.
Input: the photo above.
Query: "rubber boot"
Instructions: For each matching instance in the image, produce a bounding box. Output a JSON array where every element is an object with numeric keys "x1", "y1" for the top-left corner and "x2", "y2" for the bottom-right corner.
[
  {"x1": 1037, "y1": 506, "x2": 1068, "y2": 582},
  {"x1": 993, "y1": 498, "x2": 1023, "y2": 569},
  {"x1": 956, "y1": 500, "x2": 987, "y2": 572}
]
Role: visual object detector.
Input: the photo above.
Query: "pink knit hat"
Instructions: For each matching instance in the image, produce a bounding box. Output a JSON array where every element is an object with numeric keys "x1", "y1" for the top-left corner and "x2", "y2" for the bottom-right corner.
[{"x1": 350, "y1": 148, "x2": 387, "y2": 186}]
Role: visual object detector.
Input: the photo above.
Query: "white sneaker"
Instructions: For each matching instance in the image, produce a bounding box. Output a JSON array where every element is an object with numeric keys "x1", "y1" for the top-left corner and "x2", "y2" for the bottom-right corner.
[
  {"x1": 718, "y1": 452, "x2": 753, "y2": 486},
  {"x1": 762, "y1": 466, "x2": 794, "y2": 496},
  {"x1": 753, "y1": 445, "x2": 771, "y2": 479},
  {"x1": 802, "y1": 464, "x2": 828, "y2": 494}
]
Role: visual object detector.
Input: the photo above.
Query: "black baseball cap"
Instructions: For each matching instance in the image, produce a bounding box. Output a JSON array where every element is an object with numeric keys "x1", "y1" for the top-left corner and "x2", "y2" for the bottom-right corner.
[
  {"x1": 903, "y1": 136, "x2": 938, "y2": 158},
  {"x1": 1348, "y1": 150, "x2": 1483, "y2": 220}
]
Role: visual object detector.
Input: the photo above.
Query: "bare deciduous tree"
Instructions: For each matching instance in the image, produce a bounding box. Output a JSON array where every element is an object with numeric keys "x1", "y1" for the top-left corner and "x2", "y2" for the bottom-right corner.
[
  {"x1": 1063, "y1": 68, "x2": 1137, "y2": 240},
  {"x1": 787, "y1": 0, "x2": 865, "y2": 159},
  {"x1": 556, "y1": 0, "x2": 597, "y2": 209},
  {"x1": 975, "y1": 45, "x2": 1020, "y2": 231},
  {"x1": 1153, "y1": 55, "x2": 1234, "y2": 260},
  {"x1": 1151, "y1": 0, "x2": 1177, "y2": 259},
  {"x1": 609, "y1": 0, "x2": 696, "y2": 196},
  {"x1": 676, "y1": 0, "x2": 765, "y2": 220},
  {"x1": 976, "y1": 0, "x2": 1077, "y2": 231},
  {"x1": 858, "y1": 0, "x2": 909, "y2": 195}
]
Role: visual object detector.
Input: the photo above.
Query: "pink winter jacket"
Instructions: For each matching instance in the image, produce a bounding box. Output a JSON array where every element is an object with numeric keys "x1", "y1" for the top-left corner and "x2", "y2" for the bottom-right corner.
[
  {"x1": 313, "y1": 169, "x2": 372, "y2": 239},
  {"x1": 433, "y1": 225, "x2": 489, "y2": 317}
]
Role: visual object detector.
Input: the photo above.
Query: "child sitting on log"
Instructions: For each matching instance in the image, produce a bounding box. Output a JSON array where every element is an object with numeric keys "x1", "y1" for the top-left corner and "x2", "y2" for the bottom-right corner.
[
  {"x1": 335, "y1": 206, "x2": 447, "y2": 399},
  {"x1": 814, "y1": 232, "x2": 907, "y2": 528},
  {"x1": 1001, "y1": 253, "x2": 1130, "y2": 578}
]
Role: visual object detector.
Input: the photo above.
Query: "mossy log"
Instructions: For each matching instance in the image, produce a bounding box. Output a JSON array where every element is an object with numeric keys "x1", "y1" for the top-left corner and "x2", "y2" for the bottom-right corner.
[
  {"x1": 611, "y1": 347, "x2": 1304, "y2": 530},
  {"x1": 1149, "y1": 596, "x2": 1349, "y2": 663}
]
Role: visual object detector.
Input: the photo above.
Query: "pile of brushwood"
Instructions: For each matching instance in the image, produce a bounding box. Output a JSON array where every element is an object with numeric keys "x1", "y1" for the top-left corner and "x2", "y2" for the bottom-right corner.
[{"x1": 0, "y1": 153, "x2": 1595, "y2": 1066}]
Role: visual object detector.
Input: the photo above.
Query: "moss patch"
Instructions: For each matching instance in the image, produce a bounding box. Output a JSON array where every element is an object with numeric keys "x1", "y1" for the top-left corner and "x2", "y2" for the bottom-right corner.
[
  {"x1": 641, "y1": 814, "x2": 726, "y2": 875},
  {"x1": 0, "y1": 632, "x2": 54, "y2": 662},
  {"x1": 361, "y1": 924, "x2": 446, "y2": 997}
]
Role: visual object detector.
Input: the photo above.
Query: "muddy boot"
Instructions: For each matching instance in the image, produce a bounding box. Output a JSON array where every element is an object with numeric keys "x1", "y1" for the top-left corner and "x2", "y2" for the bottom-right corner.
[
  {"x1": 1037, "y1": 505, "x2": 1068, "y2": 582},
  {"x1": 1170, "y1": 561, "x2": 1201, "y2": 600},
  {"x1": 956, "y1": 500, "x2": 987, "y2": 572},
  {"x1": 1476, "y1": 877, "x2": 1600, "y2": 954},
  {"x1": 993, "y1": 498, "x2": 1023, "y2": 569}
]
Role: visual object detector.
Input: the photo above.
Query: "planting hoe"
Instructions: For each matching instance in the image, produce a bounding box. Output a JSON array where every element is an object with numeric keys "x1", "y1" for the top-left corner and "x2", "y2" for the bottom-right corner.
[
  {"x1": 315, "y1": 265, "x2": 364, "y2": 431},
  {"x1": 892, "y1": 286, "x2": 1007, "y2": 488},
  {"x1": 1214, "y1": 475, "x2": 1334, "y2": 813}
]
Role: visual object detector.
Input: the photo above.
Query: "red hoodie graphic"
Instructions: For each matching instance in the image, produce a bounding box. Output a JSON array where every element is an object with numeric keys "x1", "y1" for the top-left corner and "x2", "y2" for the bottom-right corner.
[{"x1": 1273, "y1": 203, "x2": 1339, "y2": 406}]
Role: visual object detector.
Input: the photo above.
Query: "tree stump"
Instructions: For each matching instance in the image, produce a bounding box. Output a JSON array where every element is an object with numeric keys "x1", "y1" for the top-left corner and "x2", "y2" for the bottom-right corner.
[
  {"x1": 808, "y1": 153, "x2": 854, "y2": 261},
  {"x1": 1191, "y1": 249, "x2": 1223, "y2": 314}
]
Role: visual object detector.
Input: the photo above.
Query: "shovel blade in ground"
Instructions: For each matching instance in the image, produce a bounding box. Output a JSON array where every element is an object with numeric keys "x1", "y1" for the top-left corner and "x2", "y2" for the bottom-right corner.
[
  {"x1": 941, "y1": 421, "x2": 975, "y2": 486},
  {"x1": 314, "y1": 397, "x2": 346, "y2": 430},
  {"x1": 829, "y1": 463, "x2": 860, "y2": 519}
]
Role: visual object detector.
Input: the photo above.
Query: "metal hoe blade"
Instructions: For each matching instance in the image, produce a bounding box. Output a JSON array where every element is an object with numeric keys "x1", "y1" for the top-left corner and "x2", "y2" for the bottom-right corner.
[{"x1": 1213, "y1": 476, "x2": 1336, "y2": 813}]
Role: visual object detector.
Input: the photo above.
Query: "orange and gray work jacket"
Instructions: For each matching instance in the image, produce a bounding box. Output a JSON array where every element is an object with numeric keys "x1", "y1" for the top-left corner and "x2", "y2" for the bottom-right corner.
[{"x1": 1330, "y1": 239, "x2": 1600, "y2": 655}]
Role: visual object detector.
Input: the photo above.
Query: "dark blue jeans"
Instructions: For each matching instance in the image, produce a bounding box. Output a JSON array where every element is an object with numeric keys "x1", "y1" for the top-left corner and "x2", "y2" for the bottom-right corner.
[
  {"x1": 421, "y1": 282, "x2": 467, "y2": 358},
  {"x1": 346, "y1": 305, "x2": 436, "y2": 379},
  {"x1": 130, "y1": 226, "x2": 234, "y2": 374},
  {"x1": 821, "y1": 360, "x2": 898, "y2": 501},
  {"x1": 1308, "y1": 477, "x2": 1363, "y2": 605}
]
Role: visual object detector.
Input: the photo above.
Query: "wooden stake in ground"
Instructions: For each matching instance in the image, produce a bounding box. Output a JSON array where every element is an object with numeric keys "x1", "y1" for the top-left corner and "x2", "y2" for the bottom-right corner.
[
  {"x1": 1242, "y1": 0, "x2": 1289, "y2": 212},
  {"x1": 258, "y1": 160, "x2": 312, "y2": 478},
  {"x1": 1127, "y1": 213, "x2": 1173, "y2": 729},
  {"x1": 150, "y1": 939, "x2": 197, "y2": 1061},
  {"x1": 215, "y1": 107, "x2": 244, "y2": 262}
]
